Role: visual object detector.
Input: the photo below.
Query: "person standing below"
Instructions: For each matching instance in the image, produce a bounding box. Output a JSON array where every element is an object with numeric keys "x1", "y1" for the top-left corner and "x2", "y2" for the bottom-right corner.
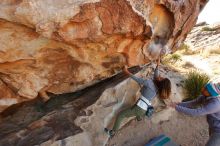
[
  {"x1": 171, "y1": 80, "x2": 220, "y2": 146},
  {"x1": 104, "y1": 58, "x2": 172, "y2": 137}
]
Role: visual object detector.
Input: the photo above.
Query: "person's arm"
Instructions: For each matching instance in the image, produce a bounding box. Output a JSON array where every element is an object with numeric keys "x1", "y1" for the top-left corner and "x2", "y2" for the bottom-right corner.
[
  {"x1": 175, "y1": 99, "x2": 220, "y2": 116},
  {"x1": 123, "y1": 66, "x2": 144, "y2": 85},
  {"x1": 154, "y1": 57, "x2": 160, "y2": 79},
  {"x1": 178, "y1": 95, "x2": 204, "y2": 107}
]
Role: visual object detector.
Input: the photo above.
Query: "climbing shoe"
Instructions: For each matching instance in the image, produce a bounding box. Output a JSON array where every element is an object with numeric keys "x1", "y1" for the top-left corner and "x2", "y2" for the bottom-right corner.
[
  {"x1": 104, "y1": 128, "x2": 115, "y2": 137},
  {"x1": 136, "y1": 116, "x2": 142, "y2": 121}
]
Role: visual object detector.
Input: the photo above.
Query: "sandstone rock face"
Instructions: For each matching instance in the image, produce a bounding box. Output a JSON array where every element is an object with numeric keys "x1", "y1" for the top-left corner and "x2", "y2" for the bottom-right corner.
[
  {"x1": 0, "y1": 19, "x2": 126, "y2": 109},
  {"x1": 0, "y1": 0, "x2": 207, "y2": 112}
]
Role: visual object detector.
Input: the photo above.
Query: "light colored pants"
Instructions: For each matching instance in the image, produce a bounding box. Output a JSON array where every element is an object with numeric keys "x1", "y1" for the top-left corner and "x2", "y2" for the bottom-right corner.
[{"x1": 206, "y1": 132, "x2": 220, "y2": 146}]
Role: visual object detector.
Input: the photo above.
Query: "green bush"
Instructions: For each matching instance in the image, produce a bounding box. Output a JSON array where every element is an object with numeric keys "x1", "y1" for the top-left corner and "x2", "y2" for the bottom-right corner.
[
  {"x1": 176, "y1": 43, "x2": 195, "y2": 55},
  {"x1": 162, "y1": 53, "x2": 181, "y2": 65},
  {"x1": 184, "y1": 71, "x2": 210, "y2": 100},
  {"x1": 178, "y1": 43, "x2": 189, "y2": 51},
  {"x1": 202, "y1": 27, "x2": 216, "y2": 31},
  {"x1": 170, "y1": 53, "x2": 181, "y2": 62}
]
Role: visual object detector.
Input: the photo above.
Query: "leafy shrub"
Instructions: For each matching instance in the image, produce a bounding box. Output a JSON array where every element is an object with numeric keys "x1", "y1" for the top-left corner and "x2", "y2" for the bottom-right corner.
[
  {"x1": 202, "y1": 27, "x2": 216, "y2": 31},
  {"x1": 177, "y1": 43, "x2": 195, "y2": 55},
  {"x1": 162, "y1": 53, "x2": 182, "y2": 65},
  {"x1": 184, "y1": 71, "x2": 210, "y2": 100},
  {"x1": 170, "y1": 53, "x2": 181, "y2": 62},
  {"x1": 178, "y1": 43, "x2": 190, "y2": 51}
]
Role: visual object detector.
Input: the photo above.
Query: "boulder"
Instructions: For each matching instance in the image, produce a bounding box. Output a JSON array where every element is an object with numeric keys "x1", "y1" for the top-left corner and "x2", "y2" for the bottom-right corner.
[{"x1": 0, "y1": 0, "x2": 207, "y2": 111}]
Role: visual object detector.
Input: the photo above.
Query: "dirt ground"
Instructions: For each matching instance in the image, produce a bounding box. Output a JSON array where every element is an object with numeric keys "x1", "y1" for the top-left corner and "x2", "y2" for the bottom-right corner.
[{"x1": 108, "y1": 112, "x2": 209, "y2": 146}]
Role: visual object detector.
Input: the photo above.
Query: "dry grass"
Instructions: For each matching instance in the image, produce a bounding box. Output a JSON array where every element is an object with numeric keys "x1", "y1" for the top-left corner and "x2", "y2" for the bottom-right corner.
[
  {"x1": 176, "y1": 43, "x2": 195, "y2": 55},
  {"x1": 199, "y1": 46, "x2": 220, "y2": 58},
  {"x1": 201, "y1": 26, "x2": 217, "y2": 32},
  {"x1": 162, "y1": 53, "x2": 182, "y2": 65},
  {"x1": 210, "y1": 48, "x2": 220, "y2": 54},
  {"x1": 178, "y1": 43, "x2": 189, "y2": 51},
  {"x1": 182, "y1": 62, "x2": 195, "y2": 69}
]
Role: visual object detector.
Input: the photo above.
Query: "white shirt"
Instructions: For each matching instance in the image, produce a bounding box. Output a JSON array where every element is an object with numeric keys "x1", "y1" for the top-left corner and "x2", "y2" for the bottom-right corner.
[{"x1": 136, "y1": 95, "x2": 152, "y2": 110}]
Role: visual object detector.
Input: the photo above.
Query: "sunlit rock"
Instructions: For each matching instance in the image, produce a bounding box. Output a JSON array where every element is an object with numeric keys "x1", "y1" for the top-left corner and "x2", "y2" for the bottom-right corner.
[{"x1": 0, "y1": 0, "x2": 207, "y2": 111}]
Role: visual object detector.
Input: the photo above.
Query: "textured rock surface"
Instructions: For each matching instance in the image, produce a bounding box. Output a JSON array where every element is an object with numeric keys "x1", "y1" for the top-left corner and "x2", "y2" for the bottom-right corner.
[
  {"x1": 0, "y1": 0, "x2": 207, "y2": 111},
  {"x1": 0, "y1": 0, "x2": 210, "y2": 145},
  {"x1": 0, "y1": 19, "x2": 128, "y2": 112},
  {"x1": 0, "y1": 0, "x2": 207, "y2": 49},
  {"x1": 185, "y1": 22, "x2": 220, "y2": 51},
  {"x1": 0, "y1": 67, "x2": 142, "y2": 146},
  {"x1": 0, "y1": 66, "x2": 209, "y2": 146}
]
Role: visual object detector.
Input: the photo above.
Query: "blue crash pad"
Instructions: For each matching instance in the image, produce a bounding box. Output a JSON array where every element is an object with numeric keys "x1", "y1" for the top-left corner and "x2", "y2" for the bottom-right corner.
[{"x1": 145, "y1": 134, "x2": 179, "y2": 146}]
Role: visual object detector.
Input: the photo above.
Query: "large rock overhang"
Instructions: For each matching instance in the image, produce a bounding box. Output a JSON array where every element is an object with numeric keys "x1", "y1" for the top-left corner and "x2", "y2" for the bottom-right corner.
[{"x1": 0, "y1": 0, "x2": 207, "y2": 112}]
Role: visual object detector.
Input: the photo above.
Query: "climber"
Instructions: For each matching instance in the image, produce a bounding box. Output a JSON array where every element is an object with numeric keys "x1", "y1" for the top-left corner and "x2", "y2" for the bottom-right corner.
[
  {"x1": 104, "y1": 57, "x2": 172, "y2": 137},
  {"x1": 170, "y1": 79, "x2": 220, "y2": 146}
]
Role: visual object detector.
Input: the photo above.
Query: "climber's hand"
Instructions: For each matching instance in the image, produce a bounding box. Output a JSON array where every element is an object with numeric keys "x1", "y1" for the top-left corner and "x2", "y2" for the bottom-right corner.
[
  {"x1": 123, "y1": 65, "x2": 128, "y2": 72},
  {"x1": 156, "y1": 56, "x2": 160, "y2": 66},
  {"x1": 168, "y1": 102, "x2": 179, "y2": 108},
  {"x1": 123, "y1": 65, "x2": 130, "y2": 75}
]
